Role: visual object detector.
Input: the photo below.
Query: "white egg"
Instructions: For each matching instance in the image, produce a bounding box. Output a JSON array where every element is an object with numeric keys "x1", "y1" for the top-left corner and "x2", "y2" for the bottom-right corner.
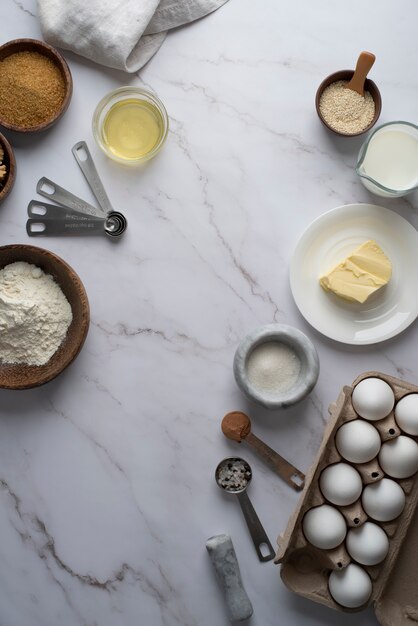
[
  {"x1": 302, "y1": 504, "x2": 346, "y2": 550},
  {"x1": 346, "y1": 522, "x2": 389, "y2": 566},
  {"x1": 378, "y1": 436, "x2": 418, "y2": 479},
  {"x1": 335, "y1": 420, "x2": 381, "y2": 464},
  {"x1": 352, "y1": 377, "x2": 395, "y2": 421},
  {"x1": 328, "y1": 563, "x2": 372, "y2": 608},
  {"x1": 362, "y1": 478, "x2": 405, "y2": 522},
  {"x1": 395, "y1": 394, "x2": 418, "y2": 435},
  {"x1": 319, "y1": 463, "x2": 363, "y2": 506}
]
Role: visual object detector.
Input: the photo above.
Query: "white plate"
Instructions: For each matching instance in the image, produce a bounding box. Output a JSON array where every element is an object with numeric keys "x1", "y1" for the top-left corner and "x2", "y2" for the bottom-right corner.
[{"x1": 290, "y1": 204, "x2": 418, "y2": 345}]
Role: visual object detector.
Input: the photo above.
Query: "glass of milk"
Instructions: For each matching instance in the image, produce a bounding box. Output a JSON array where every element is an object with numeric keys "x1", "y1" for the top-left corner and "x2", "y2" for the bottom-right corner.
[{"x1": 356, "y1": 121, "x2": 418, "y2": 197}]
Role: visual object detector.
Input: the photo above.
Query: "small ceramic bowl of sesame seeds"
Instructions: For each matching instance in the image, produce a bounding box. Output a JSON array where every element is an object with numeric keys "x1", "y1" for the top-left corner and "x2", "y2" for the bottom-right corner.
[
  {"x1": 0, "y1": 131, "x2": 16, "y2": 203},
  {"x1": 0, "y1": 39, "x2": 73, "y2": 133},
  {"x1": 315, "y1": 52, "x2": 381, "y2": 137}
]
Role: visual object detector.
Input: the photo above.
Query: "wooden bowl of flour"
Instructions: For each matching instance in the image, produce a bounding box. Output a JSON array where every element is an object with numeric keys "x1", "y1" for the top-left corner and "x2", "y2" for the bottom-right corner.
[{"x1": 0, "y1": 244, "x2": 89, "y2": 389}]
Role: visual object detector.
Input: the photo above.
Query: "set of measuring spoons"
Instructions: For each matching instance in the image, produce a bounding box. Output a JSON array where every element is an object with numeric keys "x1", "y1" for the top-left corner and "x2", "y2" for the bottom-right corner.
[
  {"x1": 26, "y1": 141, "x2": 127, "y2": 239},
  {"x1": 215, "y1": 412, "x2": 306, "y2": 563}
]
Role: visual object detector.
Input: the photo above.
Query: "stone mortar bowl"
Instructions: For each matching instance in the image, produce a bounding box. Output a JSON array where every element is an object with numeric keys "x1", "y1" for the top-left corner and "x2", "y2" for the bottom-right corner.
[{"x1": 233, "y1": 324, "x2": 319, "y2": 410}]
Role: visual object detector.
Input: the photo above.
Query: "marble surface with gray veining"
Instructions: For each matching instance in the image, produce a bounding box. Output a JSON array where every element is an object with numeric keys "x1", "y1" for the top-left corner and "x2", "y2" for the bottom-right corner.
[{"x1": 0, "y1": 1, "x2": 417, "y2": 624}]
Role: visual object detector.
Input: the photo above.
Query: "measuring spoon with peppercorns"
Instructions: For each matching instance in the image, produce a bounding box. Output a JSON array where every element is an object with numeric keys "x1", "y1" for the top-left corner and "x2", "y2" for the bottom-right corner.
[{"x1": 215, "y1": 456, "x2": 275, "y2": 562}]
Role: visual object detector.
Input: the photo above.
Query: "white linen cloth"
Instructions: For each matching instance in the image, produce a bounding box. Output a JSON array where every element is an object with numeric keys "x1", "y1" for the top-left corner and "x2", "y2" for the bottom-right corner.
[{"x1": 37, "y1": 0, "x2": 230, "y2": 72}]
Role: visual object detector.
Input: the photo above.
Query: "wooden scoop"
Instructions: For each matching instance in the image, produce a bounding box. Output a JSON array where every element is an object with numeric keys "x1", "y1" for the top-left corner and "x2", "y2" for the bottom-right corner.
[
  {"x1": 345, "y1": 51, "x2": 376, "y2": 96},
  {"x1": 221, "y1": 411, "x2": 305, "y2": 491}
]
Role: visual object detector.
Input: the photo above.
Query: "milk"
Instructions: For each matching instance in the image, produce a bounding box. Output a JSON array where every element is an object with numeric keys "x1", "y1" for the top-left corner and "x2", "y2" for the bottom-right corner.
[{"x1": 357, "y1": 123, "x2": 418, "y2": 197}]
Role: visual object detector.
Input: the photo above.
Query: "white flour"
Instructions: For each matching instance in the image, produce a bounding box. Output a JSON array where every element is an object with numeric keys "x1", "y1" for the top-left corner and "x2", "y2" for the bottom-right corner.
[{"x1": 0, "y1": 261, "x2": 73, "y2": 366}]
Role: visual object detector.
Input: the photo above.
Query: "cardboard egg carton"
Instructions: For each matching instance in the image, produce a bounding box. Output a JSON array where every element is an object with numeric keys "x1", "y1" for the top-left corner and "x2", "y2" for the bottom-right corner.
[{"x1": 275, "y1": 371, "x2": 418, "y2": 626}]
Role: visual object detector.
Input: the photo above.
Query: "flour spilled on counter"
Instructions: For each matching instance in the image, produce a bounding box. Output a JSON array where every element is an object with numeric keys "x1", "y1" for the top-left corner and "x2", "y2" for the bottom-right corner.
[{"x1": 0, "y1": 261, "x2": 72, "y2": 366}]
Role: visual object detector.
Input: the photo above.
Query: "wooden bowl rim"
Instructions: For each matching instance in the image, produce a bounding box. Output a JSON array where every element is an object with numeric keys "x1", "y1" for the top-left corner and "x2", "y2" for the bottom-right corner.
[
  {"x1": 0, "y1": 130, "x2": 16, "y2": 202},
  {"x1": 0, "y1": 38, "x2": 73, "y2": 133},
  {"x1": 315, "y1": 69, "x2": 382, "y2": 137},
  {"x1": 0, "y1": 244, "x2": 90, "y2": 389}
]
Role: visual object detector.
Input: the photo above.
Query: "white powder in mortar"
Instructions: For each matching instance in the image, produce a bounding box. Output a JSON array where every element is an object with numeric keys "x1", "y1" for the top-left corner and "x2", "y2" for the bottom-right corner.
[
  {"x1": 0, "y1": 261, "x2": 73, "y2": 366},
  {"x1": 246, "y1": 341, "x2": 301, "y2": 394}
]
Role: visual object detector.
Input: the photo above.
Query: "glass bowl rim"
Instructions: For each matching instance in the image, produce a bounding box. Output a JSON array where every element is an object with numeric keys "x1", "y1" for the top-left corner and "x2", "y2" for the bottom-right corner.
[{"x1": 92, "y1": 86, "x2": 169, "y2": 165}]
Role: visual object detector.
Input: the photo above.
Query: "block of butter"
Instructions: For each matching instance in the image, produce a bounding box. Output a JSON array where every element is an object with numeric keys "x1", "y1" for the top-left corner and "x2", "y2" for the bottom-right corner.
[{"x1": 319, "y1": 240, "x2": 392, "y2": 304}]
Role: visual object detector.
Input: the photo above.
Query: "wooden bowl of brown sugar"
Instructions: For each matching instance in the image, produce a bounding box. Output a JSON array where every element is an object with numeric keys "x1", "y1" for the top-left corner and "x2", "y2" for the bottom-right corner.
[
  {"x1": 0, "y1": 245, "x2": 89, "y2": 390},
  {"x1": 0, "y1": 131, "x2": 16, "y2": 203},
  {"x1": 315, "y1": 70, "x2": 381, "y2": 137},
  {"x1": 0, "y1": 39, "x2": 73, "y2": 133}
]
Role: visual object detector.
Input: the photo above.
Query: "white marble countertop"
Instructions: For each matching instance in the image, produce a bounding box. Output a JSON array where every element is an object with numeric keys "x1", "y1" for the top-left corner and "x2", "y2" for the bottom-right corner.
[{"x1": 0, "y1": 1, "x2": 417, "y2": 624}]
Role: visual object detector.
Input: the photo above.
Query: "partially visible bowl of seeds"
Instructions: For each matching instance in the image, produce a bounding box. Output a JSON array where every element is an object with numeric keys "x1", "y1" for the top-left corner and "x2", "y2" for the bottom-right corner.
[
  {"x1": 0, "y1": 131, "x2": 16, "y2": 203},
  {"x1": 315, "y1": 65, "x2": 381, "y2": 137},
  {"x1": 0, "y1": 38, "x2": 72, "y2": 133}
]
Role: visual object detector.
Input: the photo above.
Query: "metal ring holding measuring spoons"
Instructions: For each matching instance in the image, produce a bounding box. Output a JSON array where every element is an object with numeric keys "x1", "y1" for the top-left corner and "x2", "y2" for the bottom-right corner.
[{"x1": 104, "y1": 211, "x2": 127, "y2": 238}]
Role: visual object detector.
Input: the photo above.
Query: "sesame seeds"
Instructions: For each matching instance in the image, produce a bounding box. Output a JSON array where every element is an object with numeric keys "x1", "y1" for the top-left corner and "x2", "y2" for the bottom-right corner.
[{"x1": 319, "y1": 80, "x2": 375, "y2": 134}]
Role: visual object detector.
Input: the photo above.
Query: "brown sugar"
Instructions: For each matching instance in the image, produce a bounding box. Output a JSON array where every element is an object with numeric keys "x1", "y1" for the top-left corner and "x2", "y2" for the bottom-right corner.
[
  {"x1": 0, "y1": 51, "x2": 65, "y2": 128},
  {"x1": 221, "y1": 411, "x2": 251, "y2": 442}
]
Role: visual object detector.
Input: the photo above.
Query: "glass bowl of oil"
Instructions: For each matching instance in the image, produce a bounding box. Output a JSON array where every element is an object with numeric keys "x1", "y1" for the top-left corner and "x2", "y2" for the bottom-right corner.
[{"x1": 92, "y1": 87, "x2": 168, "y2": 165}]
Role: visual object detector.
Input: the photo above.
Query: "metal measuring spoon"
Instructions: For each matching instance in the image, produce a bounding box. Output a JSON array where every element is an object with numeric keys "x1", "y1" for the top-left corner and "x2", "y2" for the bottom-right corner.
[
  {"x1": 221, "y1": 411, "x2": 305, "y2": 491},
  {"x1": 36, "y1": 139, "x2": 128, "y2": 238},
  {"x1": 26, "y1": 200, "x2": 126, "y2": 238},
  {"x1": 215, "y1": 457, "x2": 275, "y2": 562},
  {"x1": 72, "y1": 141, "x2": 117, "y2": 215},
  {"x1": 72, "y1": 141, "x2": 128, "y2": 238},
  {"x1": 37, "y1": 177, "x2": 103, "y2": 218}
]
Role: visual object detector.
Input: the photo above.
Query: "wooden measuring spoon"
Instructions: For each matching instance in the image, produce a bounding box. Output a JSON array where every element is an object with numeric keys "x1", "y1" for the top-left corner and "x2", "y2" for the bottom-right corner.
[
  {"x1": 221, "y1": 411, "x2": 305, "y2": 491},
  {"x1": 345, "y1": 51, "x2": 376, "y2": 96}
]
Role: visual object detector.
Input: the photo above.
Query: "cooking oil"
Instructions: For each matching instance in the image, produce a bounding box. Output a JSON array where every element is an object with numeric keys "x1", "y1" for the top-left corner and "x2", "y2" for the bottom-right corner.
[{"x1": 102, "y1": 98, "x2": 164, "y2": 161}]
